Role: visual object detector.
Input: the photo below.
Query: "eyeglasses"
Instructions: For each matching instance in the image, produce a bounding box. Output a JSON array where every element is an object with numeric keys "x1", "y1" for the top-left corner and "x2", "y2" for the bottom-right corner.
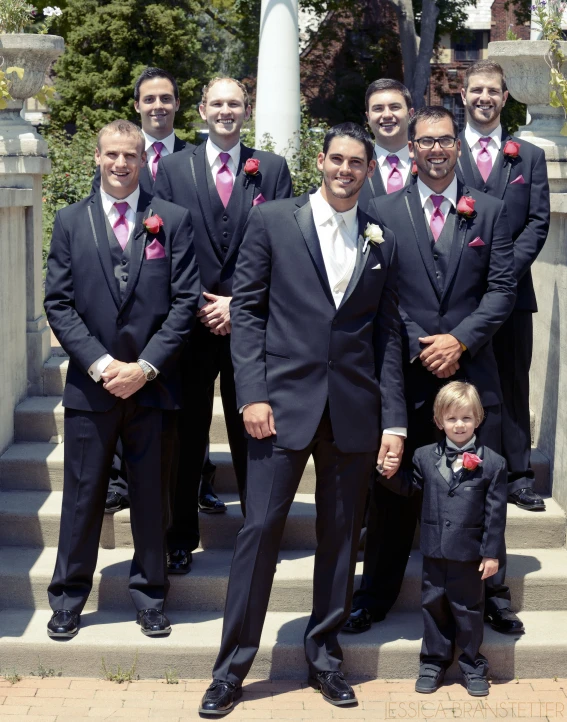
[{"x1": 413, "y1": 136, "x2": 457, "y2": 150}]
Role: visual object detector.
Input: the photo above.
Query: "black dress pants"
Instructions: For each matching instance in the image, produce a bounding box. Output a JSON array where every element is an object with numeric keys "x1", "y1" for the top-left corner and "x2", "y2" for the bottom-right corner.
[
  {"x1": 420, "y1": 557, "x2": 488, "y2": 678},
  {"x1": 493, "y1": 311, "x2": 535, "y2": 494},
  {"x1": 212, "y1": 407, "x2": 375, "y2": 685},
  {"x1": 48, "y1": 399, "x2": 174, "y2": 613},
  {"x1": 167, "y1": 325, "x2": 247, "y2": 552}
]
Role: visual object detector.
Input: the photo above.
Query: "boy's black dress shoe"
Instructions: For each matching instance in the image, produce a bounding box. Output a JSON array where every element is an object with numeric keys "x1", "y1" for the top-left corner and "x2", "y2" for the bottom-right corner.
[
  {"x1": 199, "y1": 680, "x2": 242, "y2": 715},
  {"x1": 136, "y1": 609, "x2": 171, "y2": 636},
  {"x1": 464, "y1": 675, "x2": 489, "y2": 697},
  {"x1": 415, "y1": 666, "x2": 445, "y2": 694},
  {"x1": 508, "y1": 488, "x2": 546, "y2": 511},
  {"x1": 342, "y1": 607, "x2": 385, "y2": 633},
  {"x1": 166, "y1": 549, "x2": 192, "y2": 574},
  {"x1": 308, "y1": 671, "x2": 357, "y2": 705},
  {"x1": 105, "y1": 491, "x2": 129, "y2": 514},
  {"x1": 199, "y1": 493, "x2": 227, "y2": 514},
  {"x1": 47, "y1": 610, "x2": 80, "y2": 639},
  {"x1": 485, "y1": 607, "x2": 525, "y2": 634}
]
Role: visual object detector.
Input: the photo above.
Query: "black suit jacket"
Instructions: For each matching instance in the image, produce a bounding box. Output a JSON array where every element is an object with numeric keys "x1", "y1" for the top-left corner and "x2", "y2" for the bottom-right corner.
[
  {"x1": 90, "y1": 135, "x2": 191, "y2": 196},
  {"x1": 456, "y1": 129, "x2": 549, "y2": 312},
  {"x1": 230, "y1": 192, "x2": 407, "y2": 453},
  {"x1": 414, "y1": 442, "x2": 507, "y2": 561},
  {"x1": 44, "y1": 189, "x2": 200, "y2": 412},
  {"x1": 153, "y1": 142, "x2": 293, "y2": 300},
  {"x1": 368, "y1": 181, "x2": 516, "y2": 408}
]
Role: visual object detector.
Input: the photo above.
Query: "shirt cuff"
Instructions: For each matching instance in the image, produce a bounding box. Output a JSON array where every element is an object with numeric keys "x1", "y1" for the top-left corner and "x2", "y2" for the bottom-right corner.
[
  {"x1": 383, "y1": 427, "x2": 407, "y2": 438},
  {"x1": 139, "y1": 359, "x2": 159, "y2": 377},
  {"x1": 88, "y1": 354, "x2": 114, "y2": 383}
]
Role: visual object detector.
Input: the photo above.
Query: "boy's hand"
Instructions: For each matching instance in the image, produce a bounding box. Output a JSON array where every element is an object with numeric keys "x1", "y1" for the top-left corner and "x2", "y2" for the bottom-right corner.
[
  {"x1": 377, "y1": 434, "x2": 404, "y2": 479},
  {"x1": 381, "y1": 452, "x2": 400, "y2": 473},
  {"x1": 479, "y1": 557, "x2": 499, "y2": 580}
]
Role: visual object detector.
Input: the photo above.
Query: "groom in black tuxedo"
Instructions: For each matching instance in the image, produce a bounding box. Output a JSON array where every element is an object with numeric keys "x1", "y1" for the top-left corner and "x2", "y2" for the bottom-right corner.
[
  {"x1": 44, "y1": 120, "x2": 200, "y2": 639},
  {"x1": 153, "y1": 77, "x2": 293, "y2": 575},
  {"x1": 345, "y1": 106, "x2": 517, "y2": 636},
  {"x1": 199, "y1": 123, "x2": 406, "y2": 715}
]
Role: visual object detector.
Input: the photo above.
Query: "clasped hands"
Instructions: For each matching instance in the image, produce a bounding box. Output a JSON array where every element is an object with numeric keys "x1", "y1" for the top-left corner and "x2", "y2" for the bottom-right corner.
[
  {"x1": 418, "y1": 333, "x2": 462, "y2": 379},
  {"x1": 101, "y1": 360, "x2": 146, "y2": 399},
  {"x1": 198, "y1": 292, "x2": 231, "y2": 335}
]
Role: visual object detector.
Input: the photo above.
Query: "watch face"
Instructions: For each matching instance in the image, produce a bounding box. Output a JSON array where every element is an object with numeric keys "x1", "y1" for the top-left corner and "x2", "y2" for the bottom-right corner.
[{"x1": 147, "y1": 369, "x2": 157, "y2": 381}]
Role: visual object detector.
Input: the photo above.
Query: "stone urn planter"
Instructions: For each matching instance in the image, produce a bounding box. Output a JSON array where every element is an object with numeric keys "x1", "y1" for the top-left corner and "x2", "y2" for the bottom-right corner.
[{"x1": 488, "y1": 40, "x2": 567, "y2": 149}]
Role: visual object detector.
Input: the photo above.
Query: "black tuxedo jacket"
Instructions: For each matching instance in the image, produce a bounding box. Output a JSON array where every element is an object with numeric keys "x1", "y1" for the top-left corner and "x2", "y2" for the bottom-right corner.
[
  {"x1": 368, "y1": 181, "x2": 516, "y2": 408},
  {"x1": 230, "y1": 192, "x2": 407, "y2": 453},
  {"x1": 414, "y1": 442, "x2": 507, "y2": 561},
  {"x1": 456, "y1": 129, "x2": 549, "y2": 312},
  {"x1": 90, "y1": 135, "x2": 191, "y2": 196},
  {"x1": 153, "y1": 142, "x2": 293, "y2": 300},
  {"x1": 358, "y1": 152, "x2": 414, "y2": 213},
  {"x1": 44, "y1": 189, "x2": 200, "y2": 412}
]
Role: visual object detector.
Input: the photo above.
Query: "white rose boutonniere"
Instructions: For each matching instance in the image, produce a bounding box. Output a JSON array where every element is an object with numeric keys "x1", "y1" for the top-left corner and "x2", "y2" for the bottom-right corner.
[{"x1": 363, "y1": 222, "x2": 384, "y2": 253}]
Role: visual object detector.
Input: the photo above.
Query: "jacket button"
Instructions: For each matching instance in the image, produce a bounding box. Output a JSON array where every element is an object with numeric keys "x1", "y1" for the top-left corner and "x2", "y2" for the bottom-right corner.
[
  {"x1": 117, "y1": 319, "x2": 123, "y2": 328},
  {"x1": 223, "y1": 215, "x2": 228, "y2": 221},
  {"x1": 121, "y1": 259, "x2": 127, "y2": 266},
  {"x1": 222, "y1": 231, "x2": 228, "y2": 238},
  {"x1": 121, "y1": 274, "x2": 128, "y2": 282},
  {"x1": 222, "y1": 246, "x2": 228, "y2": 252},
  {"x1": 449, "y1": 491, "x2": 455, "y2": 497},
  {"x1": 445, "y1": 520, "x2": 451, "y2": 527},
  {"x1": 433, "y1": 254, "x2": 438, "y2": 261},
  {"x1": 328, "y1": 360, "x2": 334, "y2": 369},
  {"x1": 483, "y1": 187, "x2": 488, "y2": 192}
]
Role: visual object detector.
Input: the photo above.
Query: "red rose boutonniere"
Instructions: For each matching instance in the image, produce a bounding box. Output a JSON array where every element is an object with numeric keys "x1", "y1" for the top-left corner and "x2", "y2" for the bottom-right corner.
[
  {"x1": 503, "y1": 140, "x2": 521, "y2": 159},
  {"x1": 462, "y1": 452, "x2": 482, "y2": 471},
  {"x1": 244, "y1": 158, "x2": 260, "y2": 176},
  {"x1": 143, "y1": 214, "x2": 164, "y2": 234},
  {"x1": 456, "y1": 195, "x2": 476, "y2": 219},
  {"x1": 411, "y1": 160, "x2": 418, "y2": 176}
]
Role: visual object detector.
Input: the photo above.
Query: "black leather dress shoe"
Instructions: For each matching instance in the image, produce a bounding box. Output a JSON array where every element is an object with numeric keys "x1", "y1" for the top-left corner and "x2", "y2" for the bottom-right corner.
[
  {"x1": 136, "y1": 609, "x2": 171, "y2": 636},
  {"x1": 199, "y1": 679, "x2": 242, "y2": 715},
  {"x1": 508, "y1": 488, "x2": 546, "y2": 511},
  {"x1": 199, "y1": 493, "x2": 227, "y2": 514},
  {"x1": 105, "y1": 491, "x2": 129, "y2": 514},
  {"x1": 308, "y1": 671, "x2": 357, "y2": 706},
  {"x1": 415, "y1": 666, "x2": 445, "y2": 693},
  {"x1": 485, "y1": 607, "x2": 525, "y2": 634},
  {"x1": 47, "y1": 610, "x2": 80, "y2": 639},
  {"x1": 166, "y1": 549, "x2": 192, "y2": 574},
  {"x1": 342, "y1": 607, "x2": 385, "y2": 633},
  {"x1": 464, "y1": 675, "x2": 489, "y2": 697}
]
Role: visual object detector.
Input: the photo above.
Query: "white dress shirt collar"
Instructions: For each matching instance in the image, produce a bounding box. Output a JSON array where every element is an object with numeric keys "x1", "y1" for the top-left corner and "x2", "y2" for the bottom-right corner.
[
  {"x1": 206, "y1": 138, "x2": 241, "y2": 170},
  {"x1": 100, "y1": 186, "x2": 140, "y2": 217},
  {"x1": 417, "y1": 175, "x2": 458, "y2": 211},
  {"x1": 464, "y1": 123, "x2": 502, "y2": 151},
  {"x1": 374, "y1": 142, "x2": 410, "y2": 169},
  {"x1": 310, "y1": 188, "x2": 359, "y2": 240},
  {"x1": 144, "y1": 130, "x2": 176, "y2": 155}
]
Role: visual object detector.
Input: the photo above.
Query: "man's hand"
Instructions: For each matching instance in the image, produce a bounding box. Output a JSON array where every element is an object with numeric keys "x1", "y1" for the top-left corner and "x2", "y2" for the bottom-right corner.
[
  {"x1": 377, "y1": 434, "x2": 404, "y2": 479},
  {"x1": 100, "y1": 359, "x2": 127, "y2": 382},
  {"x1": 102, "y1": 362, "x2": 146, "y2": 399},
  {"x1": 243, "y1": 402, "x2": 276, "y2": 439},
  {"x1": 432, "y1": 361, "x2": 460, "y2": 379},
  {"x1": 198, "y1": 293, "x2": 231, "y2": 335},
  {"x1": 419, "y1": 334, "x2": 462, "y2": 373},
  {"x1": 479, "y1": 557, "x2": 499, "y2": 580}
]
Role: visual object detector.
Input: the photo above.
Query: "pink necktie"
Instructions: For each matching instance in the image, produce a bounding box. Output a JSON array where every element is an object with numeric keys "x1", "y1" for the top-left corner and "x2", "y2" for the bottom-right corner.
[
  {"x1": 112, "y1": 202, "x2": 130, "y2": 250},
  {"x1": 476, "y1": 137, "x2": 493, "y2": 182},
  {"x1": 430, "y1": 195, "x2": 445, "y2": 242},
  {"x1": 151, "y1": 141, "x2": 164, "y2": 180},
  {"x1": 386, "y1": 154, "x2": 404, "y2": 194},
  {"x1": 216, "y1": 152, "x2": 234, "y2": 208}
]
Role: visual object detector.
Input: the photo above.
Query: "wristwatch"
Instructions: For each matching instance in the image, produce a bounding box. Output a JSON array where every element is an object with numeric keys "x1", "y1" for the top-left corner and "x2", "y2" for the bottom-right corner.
[{"x1": 137, "y1": 359, "x2": 157, "y2": 381}]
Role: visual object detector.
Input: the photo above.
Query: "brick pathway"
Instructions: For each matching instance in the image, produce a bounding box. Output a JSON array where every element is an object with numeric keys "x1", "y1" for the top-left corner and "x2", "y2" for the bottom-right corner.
[{"x1": 0, "y1": 677, "x2": 564, "y2": 721}]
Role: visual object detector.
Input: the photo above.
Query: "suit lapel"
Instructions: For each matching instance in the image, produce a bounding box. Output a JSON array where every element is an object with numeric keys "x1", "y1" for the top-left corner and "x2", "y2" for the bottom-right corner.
[
  {"x1": 173, "y1": 135, "x2": 186, "y2": 153},
  {"x1": 439, "y1": 182, "x2": 468, "y2": 305},
  {"x1": 118, "y1": 190, "x2": 153, "y2": 314},
  {"x1": 87, "y1": 195, "x2": 121, "y2": 309},
  {"x1": 458, "y1": 135, "x2": 484, "y2": 188},
  {"x1": 338, "y1": 210, "x2": 373, "y2": 310},
  {"x1": 294, "y1": 196, "x2": 335, "y2": 306},
  {"x1": 190, "y1": 145, "x2": 224, "y2": 260},
  {"x1": 404, "y1": 184, "x2": 441, "y2": 300},
  {"x1": 224, "y1": 144, "x2": 257, "y2": 265},
  {"x1": 434, "y1": 443, "x2": 452, "y2": 485}
]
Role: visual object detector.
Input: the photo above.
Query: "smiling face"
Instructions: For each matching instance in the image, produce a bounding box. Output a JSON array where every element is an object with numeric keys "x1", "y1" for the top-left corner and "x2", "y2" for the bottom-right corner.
[
  {"x1": 95, "y1": 132, "x2": 146, "y2": 198},
  {"x1": 199, "y1": 79, "x2": 252, "y2": 150},
  {"x1": 461, "y1": 72, "x2": 508, "y2": 134},
  {"x1": 435, "y1": 402, "x2": 477, "y2": 447},
  {"x1": 317, "y1": 136, "x2": 376, "y2": 212},
  {"x1": 366, "y1": 89, "x2": 413, "y2": 152},
  {"x1": 409, "y1": 115, "x2": 460, "y2": 192},
  {"x1": 134, "y1": 76, "x2": 180, "y2": 140}
]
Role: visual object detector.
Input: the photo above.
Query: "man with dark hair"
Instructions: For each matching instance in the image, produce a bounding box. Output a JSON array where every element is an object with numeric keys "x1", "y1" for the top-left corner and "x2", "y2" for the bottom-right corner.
[
  {"x1": 358, "y1": 78, "x2": 415, "y2": 212},
  {"x1": 198, "y1": 122, "x2": 406, "y2": 715},
  {"x1": 345, "y1": 106, "x2": 516, "y2": 639},
  {"x1": 154, "y1": 76, "x2": 293, "y2": 576}
]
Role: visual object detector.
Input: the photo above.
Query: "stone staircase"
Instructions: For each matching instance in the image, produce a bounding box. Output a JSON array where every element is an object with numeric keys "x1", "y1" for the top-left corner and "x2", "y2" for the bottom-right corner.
[{"x1": 0, "y1": 352, "x2": 566, "y2": 680}]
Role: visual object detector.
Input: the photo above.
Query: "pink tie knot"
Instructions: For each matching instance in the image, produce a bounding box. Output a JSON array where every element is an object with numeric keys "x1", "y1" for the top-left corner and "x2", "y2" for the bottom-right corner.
[
  {"x1": 219, "y1": 152, "x2": 231, "y2": 167},
  {"x1": 114, "y1": 201, "x2": 129, "y2": 218},
  {"x1": 479, "y1": 137, "x2": 491, "y2": 150},
  {"x1": 151, "y1": 142, "x2": 165, "y2": 180},
  {"x1": 387, "y1": 154, "x2": 399, "y2": 169},
  {"x1": 431, "y1": 194, "x2": 444, "y2": 210},
  {"x1": 153, "y1": 141, "x2": 164, "y2": 157}
]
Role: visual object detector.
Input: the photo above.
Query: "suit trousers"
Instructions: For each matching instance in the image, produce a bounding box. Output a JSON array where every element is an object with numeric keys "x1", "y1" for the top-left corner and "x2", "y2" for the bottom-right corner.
[
  {"x1": 48, "y1": 399, "x2": 174, "y2": 613},
  {"x1": 420, "y1": 557, "x2": 488, "y2": 678},
  {"x1": 493, "y1": 311, "x2": 535, "y2": 493},
  {"x1": 354, "y1": 385, "x2": 510, "y2": 617},
  {"x1": 212, "y1": 407, "x2": 375, "y2": 685},
  {"x1": 167, "y1": 325, "x2": 248, "y2": 552}
]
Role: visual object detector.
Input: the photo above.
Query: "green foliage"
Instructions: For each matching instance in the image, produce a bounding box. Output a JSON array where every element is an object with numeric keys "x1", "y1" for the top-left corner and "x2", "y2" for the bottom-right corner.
[
  {"x1": 164, "y1": 667, "x2": 179, "y2": 684},
  {"x1": 3, "y1": 669, "x2": 21, "y2": 684},
  {"x1": 0, "y1": 0, "x2": 35, "y2": 32},
  {"x1": 101, "y1": 652, "x2": 139, "y2": 683},
  {"x1": 532, "y1": 0, "x2": 567, "y2": 135},
  {"x1": 501, "y1": 95, "x2": 527, "y2": 135},
  {"x1": 30, "y1": 657, "x2": 62, "y2": 678}
]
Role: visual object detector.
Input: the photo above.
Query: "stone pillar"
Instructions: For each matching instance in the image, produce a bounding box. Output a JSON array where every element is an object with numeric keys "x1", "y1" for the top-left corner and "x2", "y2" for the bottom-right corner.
[{"x1": 255, "y1": 0, "x2": 301, "y2": 160}]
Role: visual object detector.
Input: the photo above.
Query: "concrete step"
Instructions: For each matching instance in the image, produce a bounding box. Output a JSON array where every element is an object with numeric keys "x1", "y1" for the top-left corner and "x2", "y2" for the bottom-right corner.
[
  {"x1": 0, "y1": 489, "x2": 563, "y2": 551},
  {"x1": 0, "y1": 608, "x2": 565, "y2": 679},
  {"x1": 2, "y1": 545, "x2": 566, "y2": 614}
]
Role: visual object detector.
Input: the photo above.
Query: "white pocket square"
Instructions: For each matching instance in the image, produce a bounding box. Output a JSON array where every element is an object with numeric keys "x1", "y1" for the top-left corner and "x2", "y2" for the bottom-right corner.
[{"x1": 371, "y1": 263, "x2": 382, "y2": 270}]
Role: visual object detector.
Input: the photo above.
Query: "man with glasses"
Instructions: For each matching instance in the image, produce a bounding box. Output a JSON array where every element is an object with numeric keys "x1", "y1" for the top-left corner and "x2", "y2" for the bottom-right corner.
[{"x1": 344, "y1": 106, "x2": 516, "y2": 639}]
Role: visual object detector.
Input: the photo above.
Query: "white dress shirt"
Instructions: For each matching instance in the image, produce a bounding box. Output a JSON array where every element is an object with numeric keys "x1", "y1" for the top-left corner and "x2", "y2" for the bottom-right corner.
[
  {"x1": 416, "y1": 175, "x2": 458, "y2": 224},
  {"x1": 464, "y1": 124, "x2": 502, "y2": 166},
  {"x1": 206, "y1": 138, "x2": 241, "y2": 183},
  {"x1": 144, "y1": 130, "x2": 176, "y2": 167},
  {"x1": 87, "y1": 185, "x2": 158, "y2": 383},
  {"x1": 374, "y1": 142, "x2": 411, "y2": 189}
]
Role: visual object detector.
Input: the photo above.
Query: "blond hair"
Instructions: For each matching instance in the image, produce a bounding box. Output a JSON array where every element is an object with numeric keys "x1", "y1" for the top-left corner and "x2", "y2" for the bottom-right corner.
[
  {"x1": 97, "y1": 120, "x2": 144, "y2": 151},
  {"x1": 433, "y1": 381, "x2": 484, "y2": 428},
  {"x1": 200, "y1": 76, "x2": 250, "y2": 108}
]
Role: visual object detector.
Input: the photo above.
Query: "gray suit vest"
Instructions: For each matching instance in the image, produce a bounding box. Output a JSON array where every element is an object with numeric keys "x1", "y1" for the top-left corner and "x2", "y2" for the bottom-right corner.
[
  {"x1": 425, "y1": 205, "x2": 457, "y2": 292},
  {"x1": 105, "y1": 214, "x2": 132, "y2": 302}
]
